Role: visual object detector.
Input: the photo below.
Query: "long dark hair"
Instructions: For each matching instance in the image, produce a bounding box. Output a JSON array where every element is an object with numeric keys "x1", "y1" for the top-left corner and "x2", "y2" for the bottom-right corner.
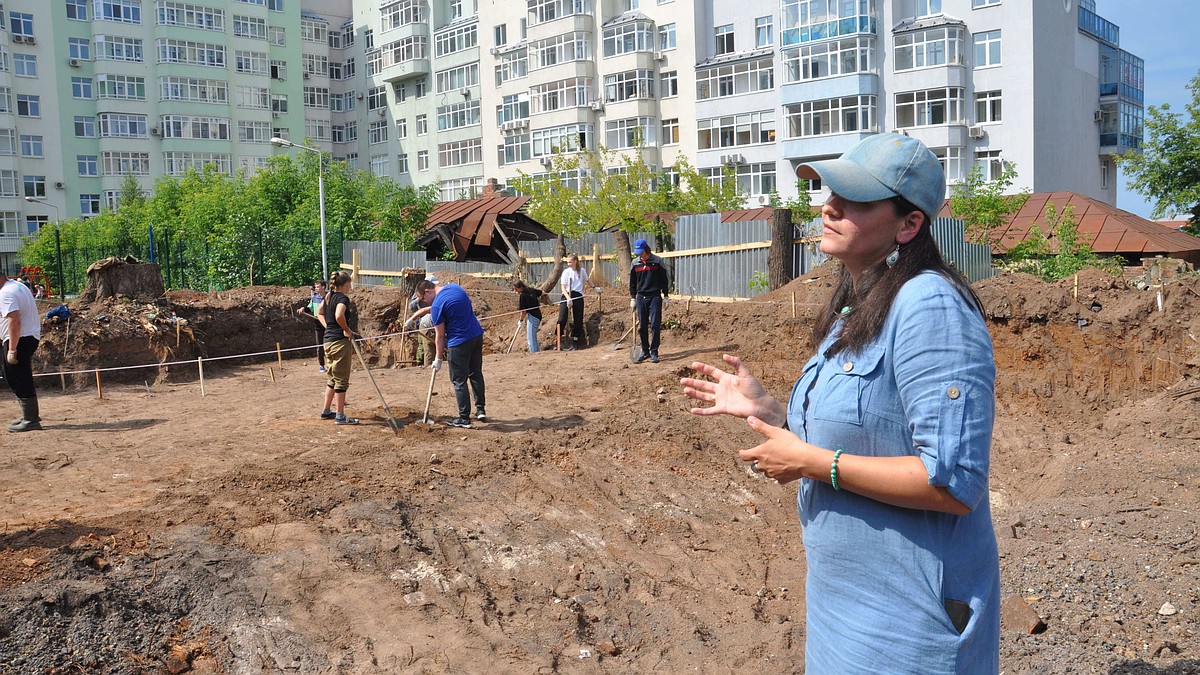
[{"x1": 812, "y1": 197, "x2": 983, "y2": 357}]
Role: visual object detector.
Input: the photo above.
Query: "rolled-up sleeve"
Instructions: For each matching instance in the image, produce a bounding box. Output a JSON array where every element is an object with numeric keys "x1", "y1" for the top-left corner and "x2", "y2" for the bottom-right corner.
[{"x1": 892, "y1": 276, "x2": 996, "y2": 510}]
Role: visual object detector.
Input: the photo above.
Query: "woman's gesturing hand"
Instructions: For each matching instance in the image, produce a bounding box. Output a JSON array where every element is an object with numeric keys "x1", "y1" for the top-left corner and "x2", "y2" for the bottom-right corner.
[{"x1": 680, "y1": 354, "x2": 786, "y2": 427}]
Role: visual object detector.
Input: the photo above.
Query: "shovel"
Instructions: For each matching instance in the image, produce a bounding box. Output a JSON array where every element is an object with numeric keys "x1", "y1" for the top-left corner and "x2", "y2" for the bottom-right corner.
[
  {"x1": 421, "y1": 365, "x2": 437, "y2": 425},
  {"x1": 350, "y1": 337, "x2": 403, "y2": 433},
  {"x1": 506, "y1": 320, "x2": 522, "y2": 354}
]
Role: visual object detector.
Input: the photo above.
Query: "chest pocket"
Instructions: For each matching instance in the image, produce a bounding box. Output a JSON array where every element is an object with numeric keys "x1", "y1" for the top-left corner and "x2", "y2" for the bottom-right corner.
[{"x1": 811, "y1": 346, "x2": 887, "y2": 426}]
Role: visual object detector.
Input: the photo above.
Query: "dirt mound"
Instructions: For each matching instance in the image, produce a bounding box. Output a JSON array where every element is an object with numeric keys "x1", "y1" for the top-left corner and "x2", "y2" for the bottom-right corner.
[{"x1": 3, "y1": 267, "x2": 1199, "y2": 673}]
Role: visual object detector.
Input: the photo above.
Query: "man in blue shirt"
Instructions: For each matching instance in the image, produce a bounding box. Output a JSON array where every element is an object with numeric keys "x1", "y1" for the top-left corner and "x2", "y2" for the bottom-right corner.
[{"x1": 429, "y1": 282, "x2": 486, "y2": 429}]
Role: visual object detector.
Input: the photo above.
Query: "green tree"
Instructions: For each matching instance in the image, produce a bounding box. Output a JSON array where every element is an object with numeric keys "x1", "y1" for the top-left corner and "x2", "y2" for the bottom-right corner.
[
  {"x1": 949, "y1": 162, "x2": 1029, "y2": 247},
  {"x1": 1117, "y1": 71, "x2": 1200, "y2": 230}
]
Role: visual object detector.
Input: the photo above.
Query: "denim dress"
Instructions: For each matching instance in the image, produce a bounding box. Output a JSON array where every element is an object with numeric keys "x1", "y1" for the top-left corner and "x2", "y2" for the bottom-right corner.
[{"x1": 787, "y1": 271, "x2": 1000, "y2": 674}]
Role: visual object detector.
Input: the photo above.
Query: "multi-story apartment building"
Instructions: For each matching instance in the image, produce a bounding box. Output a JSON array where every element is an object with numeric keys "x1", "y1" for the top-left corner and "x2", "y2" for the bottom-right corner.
[{"x1": 0, "y1": 0, "x2": 1143, "y2": 274}]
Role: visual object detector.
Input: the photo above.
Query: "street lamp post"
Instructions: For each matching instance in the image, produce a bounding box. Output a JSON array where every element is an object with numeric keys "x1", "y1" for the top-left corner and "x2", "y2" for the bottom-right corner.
[
  {"x1": 270, "y1": 137, "x2": 328, "y2": 281},
  {"x1": 23, "y1": 196, "x2": 65, "y2": 300}
]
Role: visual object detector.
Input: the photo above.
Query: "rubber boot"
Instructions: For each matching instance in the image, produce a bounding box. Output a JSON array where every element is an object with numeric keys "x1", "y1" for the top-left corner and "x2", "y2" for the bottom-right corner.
[{"x1": 7, "y1": 398, "x2": 42, "y2": 432}]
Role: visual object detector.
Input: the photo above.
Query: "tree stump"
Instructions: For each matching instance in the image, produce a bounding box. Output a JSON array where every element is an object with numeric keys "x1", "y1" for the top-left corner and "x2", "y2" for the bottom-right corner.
[{"x1": 80, "y1": 257, "x2": 165, "y2": 303}]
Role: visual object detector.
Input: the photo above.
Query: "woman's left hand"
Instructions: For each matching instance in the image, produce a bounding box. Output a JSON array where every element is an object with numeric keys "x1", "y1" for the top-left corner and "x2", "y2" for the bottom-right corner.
[{"x1": 739, "y1": 416, "x2": 813, "y2": 484}]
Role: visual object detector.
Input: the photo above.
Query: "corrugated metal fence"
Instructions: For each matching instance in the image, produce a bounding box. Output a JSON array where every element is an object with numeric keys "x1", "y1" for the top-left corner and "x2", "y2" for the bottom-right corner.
[{"x1": 344, "y1": 214, "x2": 993, "y2": 297}]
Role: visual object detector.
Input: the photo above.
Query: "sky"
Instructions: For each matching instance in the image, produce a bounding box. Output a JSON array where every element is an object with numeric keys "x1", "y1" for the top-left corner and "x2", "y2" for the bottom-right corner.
[{"x1": 1095, "y1": 0, "x2": 1197, "y2": 221}]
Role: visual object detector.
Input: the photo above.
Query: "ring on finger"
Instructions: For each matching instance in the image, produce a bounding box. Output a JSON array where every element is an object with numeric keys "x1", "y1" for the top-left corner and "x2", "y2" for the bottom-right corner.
[{"x1": 749, "y1": 461, "x2": 762, "y2": 474}]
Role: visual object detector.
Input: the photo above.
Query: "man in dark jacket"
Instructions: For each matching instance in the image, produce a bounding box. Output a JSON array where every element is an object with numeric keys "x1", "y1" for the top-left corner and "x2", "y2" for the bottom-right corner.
[{"x1": 628, "y1": 238, "x2": 669, "y2": 363}]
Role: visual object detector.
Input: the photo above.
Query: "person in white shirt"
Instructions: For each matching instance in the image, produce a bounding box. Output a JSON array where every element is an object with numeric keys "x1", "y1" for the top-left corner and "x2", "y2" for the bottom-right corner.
[
  {"x1": 1, "y1": 275, "x2": 42, "y2": 432},
  {"x1": 556, "y1": 254, "x2": 600, "y2": 350}
]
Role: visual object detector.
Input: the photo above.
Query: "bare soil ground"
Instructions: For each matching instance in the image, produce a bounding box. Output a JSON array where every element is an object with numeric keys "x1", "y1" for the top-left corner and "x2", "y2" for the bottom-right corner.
[{"x1": 1, "y1": 266, "x2": 1199, "y2": 674}]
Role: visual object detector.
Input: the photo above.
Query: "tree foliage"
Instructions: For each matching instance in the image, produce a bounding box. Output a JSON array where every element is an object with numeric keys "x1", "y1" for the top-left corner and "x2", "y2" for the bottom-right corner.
[
  {"x1": 1001, "y1": 203, "x2": 1122, "y2": 280},
  {"x1": 19, "y1": 151, "x2": 438, "y2": 292},
  {"x1": 949, "y1": 162, "x2": 1029, "y2": 247},
  {"x1": 1117, "y1": 70, "x2": 1200, "y2": 226}
]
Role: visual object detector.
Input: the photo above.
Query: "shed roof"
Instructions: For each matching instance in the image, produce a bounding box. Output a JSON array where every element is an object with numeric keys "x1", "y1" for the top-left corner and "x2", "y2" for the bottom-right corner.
[{"x1": 418, "y1": 196, "x2": 556, "y2": 264}]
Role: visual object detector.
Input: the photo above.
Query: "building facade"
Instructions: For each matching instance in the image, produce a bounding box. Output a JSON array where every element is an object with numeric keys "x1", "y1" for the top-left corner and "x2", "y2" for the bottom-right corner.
[{"x1": 0, "y1": 0, "x2": 1143, "y2": 272}]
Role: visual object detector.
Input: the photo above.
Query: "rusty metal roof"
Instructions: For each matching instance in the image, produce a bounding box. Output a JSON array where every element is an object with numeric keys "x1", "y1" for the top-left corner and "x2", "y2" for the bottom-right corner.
[{"x1": 940, "y1": 192, "x2": 1200, "y2": 257}]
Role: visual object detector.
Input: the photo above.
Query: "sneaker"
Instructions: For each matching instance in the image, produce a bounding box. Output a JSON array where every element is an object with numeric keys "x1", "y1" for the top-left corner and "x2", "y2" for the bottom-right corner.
[
  {"x1": 445, "y1": 417, "x2": 472, "y2": 429},
  {"x1": 318, "y1": 366, "x2": 326, "y2": 373},
  {"x1": 650, "y1": 353, "x2": 660, "y2": 363},
  {"x1": 319, "y1": 409, "x2": 337, "y2": 420},
  {"x1": 473, "y1": 409, "x2": 487, "y2": 422},
  {"x1": 635, "y1": 353, "x2": 648, "y2": 363},
  {"x1": 335, "y1": 415, "x2": 359, "y2": 425}
]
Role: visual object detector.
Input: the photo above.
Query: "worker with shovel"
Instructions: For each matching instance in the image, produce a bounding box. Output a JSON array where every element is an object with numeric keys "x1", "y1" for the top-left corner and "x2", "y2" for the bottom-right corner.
[
  {"x1": 316, "y1": 271, "x2": 359, "y2": 425},
  {"x1": 629, "y1": 238, "x2": 669, "y2": 363},
  {"x1": 427, "y1": 281, "x2": 486, "y2": 429}
]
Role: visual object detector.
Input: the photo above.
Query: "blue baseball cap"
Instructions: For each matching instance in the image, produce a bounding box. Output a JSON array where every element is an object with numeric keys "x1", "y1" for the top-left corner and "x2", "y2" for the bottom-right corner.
[
  {"x1": 632, "y1": 238, "x2": 649, "y2": 254},
  {"x1": 798, "y1": 134, "x2": 945, "y2": 220}
]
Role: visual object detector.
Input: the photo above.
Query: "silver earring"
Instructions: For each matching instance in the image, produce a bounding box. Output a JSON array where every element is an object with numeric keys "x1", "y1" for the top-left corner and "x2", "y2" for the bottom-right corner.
[{"x1": 885, "y1": 246, "x2": 900, "y2": 268}]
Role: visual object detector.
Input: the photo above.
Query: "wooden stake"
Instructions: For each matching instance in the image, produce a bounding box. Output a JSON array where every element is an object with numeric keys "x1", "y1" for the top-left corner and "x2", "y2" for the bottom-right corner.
[
  {"x1": 176, "y1": 321, "x2": 181, "y2": 347},
  {"x1": 276, "y1": 342, "x2": 283, "y2": 369},
  {"x1": 1073, "y1": 273, "x2": 1078, "y2": 300},
  {"x1": 198, "y1": 357, "x2": 206, "y2": 397},
  {"x1": 686, "y1": 297, "x2": 691, "y2": 313},
  {"x1": 268, "y1": 366, "x2": 276, "y2": 383},
  {"x1": 59, "y1": 373, "x2": 66, "y2": 391},
  {"x1": 95, "y1": 370, "x2": 103, "y2": 400},
  {"x1": 791, "y1": 292, "x2": 797, "y2": 319}
]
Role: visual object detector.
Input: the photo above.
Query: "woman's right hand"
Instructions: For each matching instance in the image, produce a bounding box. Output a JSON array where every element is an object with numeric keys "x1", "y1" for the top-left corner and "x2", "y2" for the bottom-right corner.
[{"x1": 681, "y1": 354, "x2": 786, "y2": 426}]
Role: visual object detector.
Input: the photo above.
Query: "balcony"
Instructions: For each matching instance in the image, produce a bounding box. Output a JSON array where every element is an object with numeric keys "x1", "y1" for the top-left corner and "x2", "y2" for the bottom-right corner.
[
  {"x1": 781, "y1": 15, "x2": 877, "y2": 47},
  {"x1": 1078, "y1": 6, "x2": 1118, "y2": 47},
  {"x1": 380, "y1": 56, "x2": 431, "y2": 83}
]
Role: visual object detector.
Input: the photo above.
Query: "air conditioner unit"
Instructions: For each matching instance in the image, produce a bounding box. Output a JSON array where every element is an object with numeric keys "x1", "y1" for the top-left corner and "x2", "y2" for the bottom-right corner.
[
  {"x1": 272, "y1": 111, "x2": 282, "y2": 118},
  {"x1": 501, "y1": 120, "x2": 527, "y2": 132},
  {"x1": 356, "y1": 93, "x2": 364, "y2": 100},
  {"x1": 967, "y1": 125, "x2": 985, "y2": 139},
  {"x1": 377, "y1": 108, "x2": 386, "y2": 116},
  {"x1": 1093, "y1": 110, "x2": 1103, "y2": 122},
  {"x1": 720, "y1": 153, "x2": 745, "y2": 165},
  {"x1": 150, "y1": 127, "x2": 161, "y2": 136},
  {"x1": 460, "y1": 87, "x2": 471, "y2": 97},
  {"x1": 539, "y1": 156, "x2": 553, "y2": 167},
  {"x1": 68, "y1": 58, "x2": 80, "y2": 67},
  {"x1": 303, "y1": 72, "x2": 311, "y2": 79},
  {"x1": 653, "y1": 51, "x2": 666, "y2": 62},
  {"x1": 489, "y1": 47, "x2": 500, "y2": 55},
  {"x1": 590, "y1": 101, "x2": 604, "y2": 111},
  {"x1": 55, "y1": 182, "x2": 65, "y2": 190}
]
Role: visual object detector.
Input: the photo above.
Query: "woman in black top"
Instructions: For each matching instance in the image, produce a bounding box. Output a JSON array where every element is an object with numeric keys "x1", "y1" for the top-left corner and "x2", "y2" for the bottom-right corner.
[
  {"x1": 316, "y1": 271, "x2": 359, "y2": 424},
  {"x1": 513, "y1": 280, "x2": 543, "y2": 353}
]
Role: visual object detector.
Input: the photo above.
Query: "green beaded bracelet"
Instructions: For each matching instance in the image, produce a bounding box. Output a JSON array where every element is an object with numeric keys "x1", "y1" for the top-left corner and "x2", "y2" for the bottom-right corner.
[{"x1": 830, "y1": 449, "x2": 844, "y2": 491}]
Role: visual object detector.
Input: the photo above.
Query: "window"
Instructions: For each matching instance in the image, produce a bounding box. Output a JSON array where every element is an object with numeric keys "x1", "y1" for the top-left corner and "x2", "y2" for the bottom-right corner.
[
  {"x1": 416, "y1": 114, "x2": 428, "y2": 135},
  {"x1": 661, "y1": 71, "x2": 678, "y2": 97},
  {"x1": 662, "y1": 118, "x2": 679, "y2": 145},
  {"x1": 434, "y1": 64, "x2": 479, "y2": 93},
  {"x1": 416, "y1": 79, "x2": 427, "y2": 97},
  {"x1": 16, "y1": 95, "x2": 40, "y2": 117},
  {"x1": 102, "y1": 151, "x2": 150, "y2": 176},
  {"x1": 161, "y1": 76, "x2": 228, "y2": 104},
  {"x1": 96, "y1": 35, "x2": 144, "y2": 62},
  {"x1": 603, "y1": 70, "x2": 655, "y2": 103},
  {"x1": 894, "y1": 27, "x2": 964, "y2": 71},
  {"x1": 74, "y1": 116, "x2": 96, "y2": 137},
  {"x1": 158, "y1": 2, "x2": 224, "y2": 30},
  {"x1": 529, "y1": 77, "x2": 590, "y2": 113},
  {"x1": 437, "y1": 100, "x2": 481, "y2": 131},
  {"x1": 26, "y1": 215, "x2": 50, "y2": 233},
  {"x1": 784, "y1": 95, "x2": 876, "y2": 138},
  {"x1": 235, "y1": 50, "x2": 268, "y2": 74},
  {"x1": 917, "y1": 0, "x2": 942, "y2": 16},
  {"x1": 527, "y1": 0, "x2": 592, "y2": 26},
  {"x1": 368, "y1": 119, "x2": 388, "y2": 144},
  {"x1": 934, "y1": 146, "x2": 963, "y2": 184},
  {"x1": 238, "y1": 121, "x2": 272, "y2": 143},
  {"x1": 160, "y1": 115, "x2": 231, "y2": 140},
  {"x1": 268, "y1": 0, "x2": 283, "y2": 10},
  {"x1": 496, "y1": 94, "x2": 529, "y2": 125},
  {"x1": 780, "y1": 0, "x2": 877, "y2": 45},
  {"x1": 9, "y1": 12, "x2": 34, "y2": 37},
  {"x1": 396, "y1": 119, "x2": 407, "y2": 138},
  {"x1": 784, "y1": 36, "x2": 875, "y2": 82},
  {"x1": 530, "y1": 31, "x2": 591, "y2": 68},
  {"x1": 755, "y1": 16, "x2": 773, "y2": 48},
  {"x1": 417, "y1": 150, "x2": 429, "y2": 171},
  {"x1": 78, "y1": 155, "x2": 100, "y2": 176},
  {"x1": 0, "y1": 52, "x2": 7, "y2": 73},
  {"x1": 236, "y1": 85, "x2": 269, "y2": 109},
  {"x1": 300, "y1": 19, "x2": 328, "y2": 43},
  {"x1": 435, "y1": 24, "x2": 477, "y2": 57},
  {"x1": 397, "y1": 154, "x2": 409, "y2": 174},
  {"x1": 97, "y1": 74, "x2": 145, "y2": 100},
  {"x1": 895, "y1": 88, "x2": 964, "y2": 127},
  {"x1": 0, "y1": 129, "x2": 12, "y2": 155},
  {"x1": 23, "y1": 176, "x2": 47, "y2": 198},
  {"x1": 271, "y1": 60, "x2": 287, "y2": 80},
  {"x1": 380, "y1": 36, "x2": 429, "y2": 68},
  {"x1": 98, "y1": 112, "x2": 149, "y2": 137},
  {"x1": 394, "y1": 83, "x2": 406, "y2": 102},
  {"x1": 499, "y1": 133, "x2": 531, "y2": 165},
  {"x1": 369, "y1": 154, "x2": 390, "y2": 177},
  {"x1": 698, "y1": 111, "x2": 776, "y2": 149},
  {"x1": 975, "y1": 90, "x2": 1002, "y2": 123},
  {"x1": 97, "y1": 0, "x2": 142, "y2": 24},
  {"x1": 233, "y1": 15, "x2": 267, "y2": 39},
  {"x1": 0, "y1": 89, "x2": 10, "y2": 115},
  {"x1": 0, "y1": 171, "x2": 17, "y2": 197},
  {"x1": 367, "y1": 85, "x2": 387, "y2": 110},
  {"x1": 531, "y1": 123, "x2": 593, "y2": 156},
  {"x1": 494, "y1": 24, "x2": 507, "y2": 47},
  {"x1": 158, "y1": 39, "x2": 225, "y2": 67},
  {"x1": 658, "y1": 23, "x2": 676, "y2": 51},
  {"x1": 382, "y1": 1, "x2": 425, "y2": 31},
  {"x1": 974, "y1": 150, "x2": 1003, "y2": 181},
  {"x1": 303, "y1": 87, "x2": 330, "y2": 108},
  {"x1": 14, "y1": 54, "x2": 36, "y2": 77},
  {"x1": 972, "y1": 0, "x2": 1000, "y2": 6},
  {"x1": 696, "y1": 58, "x2": 773, "y2": 100},
  {"x1": 20, "y1": 135, "x2": 43, "y2": 158},
  {"x1": 701, "y1": 162, "x2": 776, "y2": 197},
  {"x1": 440, "y1": 178, "x2": 484, "y2": 201},
  {"x1": 437, "y1": 139, "x2": 482, "y2": 167},
  {"x1": 271, "y1": 94, "x2": 288, "y2": 113},
  {"x1": 715, "y1": 24, "x2": 734, "y2": 55},
  {"x1": 81, "y1": 194, "x2": 102, "y2": 216},
  {"x1": 973, "y1": 30, "x2": 1001, "y2": 67},
  {"x1": 302, "y1": 53, "x2": 329, "y2": 76},
  {"x1": 449, "y1": 0, "x2": 464, "y2": 21},
  {"x1": 603, "y1": 21, "x2": 653, "y2": 58},
  {"x1": 162, "y1": 152, "x2": 232, "y2": 176},
  {"x1": 605, "y1": 117, "x2": 656, "y2": 149},
  {"x1": 69, "y1": 38, "x2": 92, "y2": 60},
  {"x1": 67, "y1": 0, "x2": 89, "y2": 20},
  {"x1": 269, "y1": 26, "x2": 285, "y2": 45},
  {"x1": 495, "y1": 48, "x2": 528, "y2": 86},
  {"x1": 72, "y1": 77, "x2": 94, "y2": 99}
]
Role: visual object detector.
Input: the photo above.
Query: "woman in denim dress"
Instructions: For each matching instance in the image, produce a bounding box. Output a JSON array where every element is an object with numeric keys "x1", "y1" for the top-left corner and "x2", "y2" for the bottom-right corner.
[{"x1": 681, "y1": 134, "x2": 1000, "y2": 673}]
